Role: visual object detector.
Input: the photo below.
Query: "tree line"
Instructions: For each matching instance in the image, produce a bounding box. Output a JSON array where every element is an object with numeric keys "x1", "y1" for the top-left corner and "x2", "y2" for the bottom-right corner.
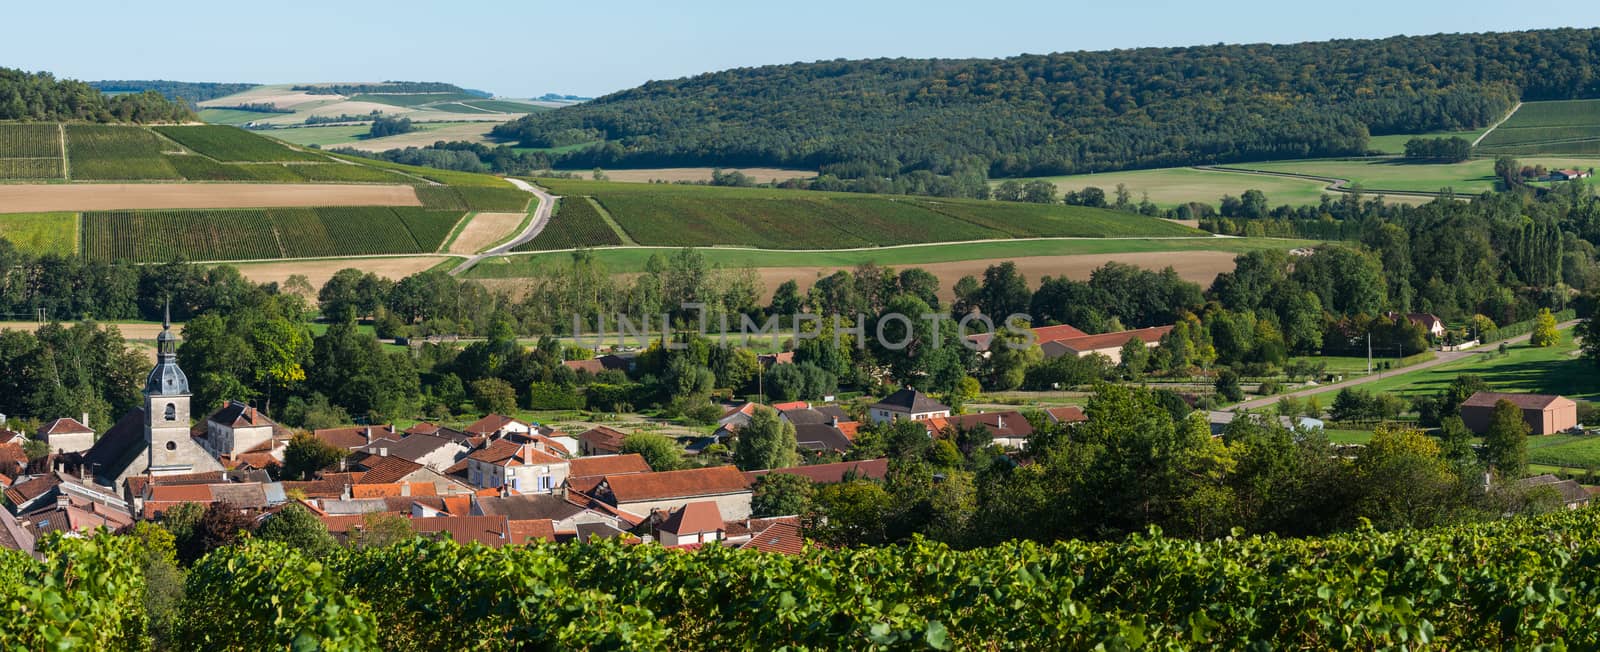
[
  {"x1": 1, "y1": 67, "x2": 193, "y2": 123},
  {"x1": 489, "y1": 29, "x2": 1600, "y2": 180}
]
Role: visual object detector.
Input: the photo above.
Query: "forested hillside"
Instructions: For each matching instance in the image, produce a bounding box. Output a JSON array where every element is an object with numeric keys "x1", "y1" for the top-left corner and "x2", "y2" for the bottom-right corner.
[
  {"x1": 497, "y1": 28, "x2": 1600, "y2": 178},
  {"x1": 88, "y1": 80, "x2": 256, "y2": 105},
  {"x1": 1, "y1": 68, "x2": 192, "y2": 122}
]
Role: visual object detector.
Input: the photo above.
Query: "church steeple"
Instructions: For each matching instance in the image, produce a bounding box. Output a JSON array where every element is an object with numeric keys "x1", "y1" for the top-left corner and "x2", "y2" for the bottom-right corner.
[{"x1": 145, "y1": 300, "x2": 189, "y2": 397}]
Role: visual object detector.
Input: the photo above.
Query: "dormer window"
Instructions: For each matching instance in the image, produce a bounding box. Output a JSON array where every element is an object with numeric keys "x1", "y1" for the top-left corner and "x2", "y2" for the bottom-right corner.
[{"x1": 164, "y1": 403, "x2": 176, "y2": 421}]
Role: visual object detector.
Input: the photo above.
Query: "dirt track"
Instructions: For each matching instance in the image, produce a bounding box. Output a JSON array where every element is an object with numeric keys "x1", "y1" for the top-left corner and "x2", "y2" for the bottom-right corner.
[
  {"x1": 0, "y1": 183, "x2": 420, "y2": 213},
  {"x1": 447, "y1": 213, "x2": 526, "y2": 254}
]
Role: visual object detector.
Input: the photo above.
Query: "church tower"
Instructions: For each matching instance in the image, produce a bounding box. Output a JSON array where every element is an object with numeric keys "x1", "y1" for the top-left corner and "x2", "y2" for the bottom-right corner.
[{"x1": 145, "y1": 304, "x2": 196, "y2": 474}]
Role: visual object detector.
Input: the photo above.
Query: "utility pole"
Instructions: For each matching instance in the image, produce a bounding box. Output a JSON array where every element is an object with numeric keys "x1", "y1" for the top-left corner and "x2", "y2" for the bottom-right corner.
[{"x1": 1366, "y1": 333, "x2": 1372, "y2": 375}]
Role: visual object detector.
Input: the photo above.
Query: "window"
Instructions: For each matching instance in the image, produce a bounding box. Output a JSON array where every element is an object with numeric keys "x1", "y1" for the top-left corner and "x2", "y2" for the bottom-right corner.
[
  {"x1": 165, "y1": 441, "x2": 177, "y2": 451},
  {"x1": 539, "y1": 476, "x2": 553, "y2": 491},
  {"x1": 164, "y1": 403, "x2": 176, "y2": 421}
]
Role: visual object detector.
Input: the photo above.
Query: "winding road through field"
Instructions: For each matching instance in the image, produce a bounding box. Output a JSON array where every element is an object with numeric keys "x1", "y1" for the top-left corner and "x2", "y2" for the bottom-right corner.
[
  {"x1": 450, "y1": 178, "x2": 555, "y2": 276},
  {"x1": 1209, "y1": 320, "x2": 1582, "y2": 425}
]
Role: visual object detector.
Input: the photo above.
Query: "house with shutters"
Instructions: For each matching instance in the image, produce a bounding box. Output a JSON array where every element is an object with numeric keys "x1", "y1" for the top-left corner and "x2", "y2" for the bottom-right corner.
[
  {"x1": 195, "y1": 401, "x2": 291, "y2": 467},
  {"x1": 465, "y1": 440, "x2": 571, "y2": 493}
]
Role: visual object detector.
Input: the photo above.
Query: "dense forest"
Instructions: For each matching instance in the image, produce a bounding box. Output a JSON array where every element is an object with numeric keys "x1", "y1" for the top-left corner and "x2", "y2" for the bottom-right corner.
[
  {"x1": 87, "y1": 80, "x2": 255, "y2": 106},
  {"x1": 495, "y1": 28, "x2": 1600, "y2": 178},
  {"x1": 0, "y1": 68, "x2": 192, "y2": 122}
]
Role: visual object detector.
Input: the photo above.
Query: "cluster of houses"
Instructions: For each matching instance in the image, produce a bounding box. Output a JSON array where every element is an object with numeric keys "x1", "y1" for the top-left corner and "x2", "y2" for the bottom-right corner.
[
  {"x1": 3, "y1": 318, "x2": 1062, "y2": 554},
  {"x1": 2, "y1": 316, "x2": 1592, "y2": 553}
]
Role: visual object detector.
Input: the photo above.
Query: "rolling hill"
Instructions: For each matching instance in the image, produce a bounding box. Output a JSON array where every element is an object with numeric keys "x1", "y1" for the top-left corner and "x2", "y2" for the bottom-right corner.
[{"x1": 494, "y1": 28, "x2": 1600, "y2": 178}]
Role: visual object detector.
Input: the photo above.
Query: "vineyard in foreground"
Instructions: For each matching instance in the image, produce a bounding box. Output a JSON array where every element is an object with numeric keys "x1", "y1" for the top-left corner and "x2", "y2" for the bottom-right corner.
[
  {"x1": 12, "y1": 508, "x2": 1600, "y2": 649},
  {"x1": 83, "y1": 206, "x2": 465, "y2": 262}
]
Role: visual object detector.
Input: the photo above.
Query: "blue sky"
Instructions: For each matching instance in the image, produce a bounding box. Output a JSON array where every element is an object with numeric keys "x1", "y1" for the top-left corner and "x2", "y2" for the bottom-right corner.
[{"x1": 3, "y1": 1, "x2": 1596, "y2": 98}]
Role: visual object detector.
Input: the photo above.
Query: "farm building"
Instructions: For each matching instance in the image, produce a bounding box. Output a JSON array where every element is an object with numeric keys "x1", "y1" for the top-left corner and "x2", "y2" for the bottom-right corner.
[
  {"x1": 1459, "y1": 391, "x2": 1578, "y2": 435},
  {"x1": 1039, "y1": 325, "x2": 1173, "y2": 363},
  {"x1": 1552, "y1": 169, "x2": 1592, "y2": 181}
]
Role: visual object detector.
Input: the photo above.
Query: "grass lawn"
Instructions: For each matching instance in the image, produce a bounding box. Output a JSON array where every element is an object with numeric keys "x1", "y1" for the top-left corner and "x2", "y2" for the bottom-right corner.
[
  {"x1": 1357, "y1": 330, "x2": 1599, "y2": 402},
  {"x1": 196, "y1": 108, "x2": 280, "y2": 126},
  {"x1": 1366, "y1": 130, "x2": 1486, "y2": 155},
  {"x1": 1526, "y1": 434, "x2": 1600, "y2": 470},
  {"x1": 465, "y1": 236, "x2": 1313, "y2": 278},
  {"x1": 261, "y1": 126, "x2": 373, "y2": 147},
  {"x1": 1240, "y1": 156, "x2": 1600, "y2": 194},
  {"x1": 1323, "y1": 429, "x2": 1374, "y2": 445},
  {"x1": 0, "y1": 212, "x2": 76, "y2": 255}
]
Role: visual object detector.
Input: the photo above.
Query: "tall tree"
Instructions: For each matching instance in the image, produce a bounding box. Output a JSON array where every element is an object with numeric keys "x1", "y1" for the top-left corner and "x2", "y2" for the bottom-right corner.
[
  {"x1": 734, "y1": 407, "x2": 799, "y2": 471},
  {"x1": 1484, "y1": 399, "x2": 1530, "y2": 479}
]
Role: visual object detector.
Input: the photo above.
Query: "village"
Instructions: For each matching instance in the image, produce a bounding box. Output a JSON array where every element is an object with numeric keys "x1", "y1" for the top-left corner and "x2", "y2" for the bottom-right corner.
[{"x1": 2, "y1": 306, "x2": 1590, "y2": 556}]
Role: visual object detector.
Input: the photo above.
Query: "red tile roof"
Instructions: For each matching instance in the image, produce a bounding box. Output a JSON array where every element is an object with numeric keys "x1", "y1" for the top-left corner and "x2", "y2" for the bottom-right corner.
[
  {"x1": 314, "y1": 425, "x2": 393, "y2": 449},
  {"x1": 569, "y1": 453, "x2": 651, "y2": 478},
  {"x1": 745, "y1": 459, "x2": 890, "y2": 485},
  {"x1": 1049, "y1": 326, "x2": 1172, "y2": 353},
  {"x1": 770, "y1": 401, "x2": 809, "y2": 411},
  {"x1": 1045, "y1": 406, "x2": 1088, "y2": 423},
  {"x1": 4, "y1": 474, "x2": 60, "y2": 506},
  {"x1": 936, "y1": 411, "x2": 1034, "y2": 438},
  {"x1": 468, "y1": 440, "x2": 567, "y2": 466},
  {"x1": 40, "y1": 417, "x2": 94, "y2": 436},
  {"x1": 413, "y1": 515, "x2": 510, "y2": 547},
  {"x1": 739, "y1": 521, "x2": 806, "y2": 555},
  {"x1": 508, "y1": 518, "x2": 558, "y2": 544},
  {"x1": 578, "y1": 426, "x2": 627, "y2": 454},
  {"x1": 600, "y1": 466, "x2": 751, "y2": 504},
  {"x1": 355, "y1": 455, "x2": 425, "y2": 485},
  {"x1": 464, "y1": 414, "x2": 525, "y2": 436},
  {"x1": 658, "y1": 500, "x2": 724, "y2": 535}
]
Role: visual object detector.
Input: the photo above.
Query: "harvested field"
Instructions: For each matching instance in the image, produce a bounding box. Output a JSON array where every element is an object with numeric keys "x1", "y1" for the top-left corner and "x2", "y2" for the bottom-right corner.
[
  {"x1": 475, "y1": 251, "x2": 1241, "y2": 303},
  {"x1": 230, "y1": 256, "x2": 453, "y2": 288},
  {"x1": 558, "y1": 167, "x2": 815, "y2": 183},
  {"x1": 0, "y1": 321, "x2": 170, "y2": 340},
  {"x1": 0, "y1": 183, "x2": 420, "y2": 213},
  {"x1": 448, "y1": 212, "x2": 526, "y2": 254},
  {"x1": 198, "y1": 86, "x2": 328, "y2": 109}
]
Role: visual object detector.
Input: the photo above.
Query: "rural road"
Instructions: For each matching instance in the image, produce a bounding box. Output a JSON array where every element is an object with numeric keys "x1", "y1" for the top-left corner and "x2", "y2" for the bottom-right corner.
[
  {"x1": 450, "y1": 178, "x2": 556, "y2": 276},
  {"x1": 1210, "y1": 320, "x2": 1582, "y2": 424},
  {"x1": 1473, "y1": 102, "x2": 1521, "y2": 147},
  {"x1": 1192, "y1": 164, "x2": 1453, "y2": 200}
]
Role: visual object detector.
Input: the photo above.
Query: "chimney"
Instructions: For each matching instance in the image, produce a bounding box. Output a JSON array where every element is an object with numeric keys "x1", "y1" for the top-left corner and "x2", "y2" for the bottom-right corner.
[
  {"x1": 378, "y1": 447, "x2": 389, "y2": 457},
  {"x1": 56, "y1": 493, "x2": 69, "y2": 509},
  {"x1": 364, "y1": 427, "x2": 373, "y2": 442},
  {"x1": 0, "y1": 413, "x2": 7, "y2": 426},
  {"x1": 831, "y1": 416, "x2": 839, "y2": 427},
  {"x1": 996, "y1": 415, "x2": 1005, "y2": 429},
  {"x1": 81, "y1": 412, "x2": 89, "y2": 429}
]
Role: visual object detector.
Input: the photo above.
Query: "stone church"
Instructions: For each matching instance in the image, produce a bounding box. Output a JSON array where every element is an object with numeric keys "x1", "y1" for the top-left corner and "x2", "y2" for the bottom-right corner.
[{"x1": 79, "y1": 309, "x2": 222, "y2": 488}]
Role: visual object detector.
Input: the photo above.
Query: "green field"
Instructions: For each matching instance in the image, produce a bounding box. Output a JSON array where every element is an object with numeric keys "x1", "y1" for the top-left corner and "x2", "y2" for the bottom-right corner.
[
  {"x1": 515, "y1": 197, "x2": 625, "y2": 250},
  {"x1": 350, "y1": 92, "x2": 483, "y2": 107},
  {"x1": 1356, "y1": 330, "x2": 1599, "y2": 402},
  {"x1": 153, "y1": 125, "x2": 325, "y2": 162},
  {"x1": 83, "y1": 207, "x2": 465, "y2": 262},
  {"x1": 0, "y1": 157, "x2": 63, "y2": 180},
  {"x1": 1477, "y1": 100, "x2": 1600, "y2": 156},
  {"x1": 195, "y1": 108, "x2": 278, "y2": 126},
  {"x1": 1236, "y1": 156, "x2": 1600, "y2": 194},
  {"x1": 1526, "y1": 434, "x2": 1600, "y2": 469},
  {"x1": 0, "y1": 212, "x2": 76, "y2": 255},
  {"x1": 1366, "y1": 130, "x2": 1486, "y2": 155},
  {"x1": 1015, "y1": 166, "x2": 1333, "y2": 208},
  {"x1": 537, "y1": 178, "x2": 1201, "y2": 250},
  {"x1": 65, "y1": 125, "x2": 181, "y2": 180},
  {"x1": 467, "y1": 235, "x2": 1312, "y2": 278}
]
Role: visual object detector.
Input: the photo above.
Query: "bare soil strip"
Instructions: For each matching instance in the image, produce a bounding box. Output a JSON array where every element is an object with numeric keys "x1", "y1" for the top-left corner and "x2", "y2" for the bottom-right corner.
[
  {"x1": 448, "y1": 212, "x2": 528, "y2": 254},
  {"x1": 0, "y1": 183, "x2": 420, "y2": 213},
  {"x1": 229, "y1": 256, "x2": 452, "y2": 289}
]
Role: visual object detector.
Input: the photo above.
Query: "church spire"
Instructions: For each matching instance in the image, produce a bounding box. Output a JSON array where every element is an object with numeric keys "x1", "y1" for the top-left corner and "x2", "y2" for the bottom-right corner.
[{"x1": 147, "y1": 299, "x2": 188, "y2": 396}]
